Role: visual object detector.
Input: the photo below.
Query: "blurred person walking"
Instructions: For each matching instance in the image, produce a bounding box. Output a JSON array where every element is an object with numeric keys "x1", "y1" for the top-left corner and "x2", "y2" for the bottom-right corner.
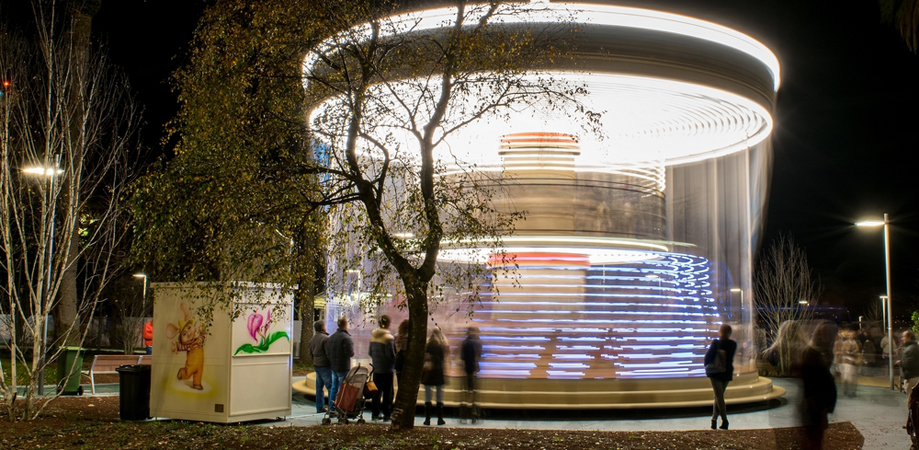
[
  {"x1": 326, "y1": 317, "x2": 354, "y2": 407},
  {"x1": 801, "y1": 322, "x2": 837, "y2": 449},
  {"x1": 422, "y1": 327, "x2": 449, "y2": 426},
  {"x1": 764, "y1": 321, "x2": 806, "y2": 377},
  {"x1": 310, "y1": 320, "x2": 333, "y2": 412},
  {"x1": 704, "y1": 324, "x2": 736, "y2": 430},
  {"x1": 460, "y1": 326, "x2": 483, "y2": 423},
  {"x1": 368, "y1": 315, "x2": 396, "y2": 421},
  {"x1": 857, "y1": 329, "x2": 876, "y2": 374},
  {"x1": 834, "y1": 328, "x2": 861, "y2": 397}
]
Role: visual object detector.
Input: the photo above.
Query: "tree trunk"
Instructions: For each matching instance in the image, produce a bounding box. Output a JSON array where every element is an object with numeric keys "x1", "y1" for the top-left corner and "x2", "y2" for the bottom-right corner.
[
  {"x1": 390, "y1": 275, "x2": 429, "y2": 430},
  {"x1": 295, "y1": 224, "x2": 319, "y2": 363},
  {"x1": 296, "y1": 278, "x2": 314, "y2": 364},
  {"x1": 55, "y1": 230, "x2": 79, "y2": 345},
  {"x1": 53, "y1": 0, "x2": 101, "y2": 347}
]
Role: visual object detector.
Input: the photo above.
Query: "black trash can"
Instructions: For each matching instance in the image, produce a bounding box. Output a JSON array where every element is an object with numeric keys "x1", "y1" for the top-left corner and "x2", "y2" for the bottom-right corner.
[{"x1": 116, "y1": 364, "x2": 151, "y2": 420}]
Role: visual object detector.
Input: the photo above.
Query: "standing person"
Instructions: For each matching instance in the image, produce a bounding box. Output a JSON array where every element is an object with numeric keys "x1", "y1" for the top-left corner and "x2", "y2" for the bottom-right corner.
[
  {"x1": 704, "y1": 324, "x2": 737, "y2": 430},
  {"x1": 858, "y1": 329, "x2": 876, "y2": 372},
  {"x1": 368, "y1": 315, "x2": 396, "y2": 421},
  {"x1": 326, "y1": 317, "x2": 354, "y2": 408},
  {"x1": 800, "y1": 322, "x2": 837, "y2": 449},
  {"x1": 143, "y1": 320, "x2": 154, "y2": 355},
  {"x1": 834, "y1": 328, "x2": 862, "y2": 397},
  {"x1": 898, "y1": 331, "x2": 919, "y2": 395},
  {"x1": 309, "y1": 320, "x2": 332, "y2": 413},
  {"x1": 460, "y1": 326, "x2": 483, "y2": 423},
  {"x1": 394, "y1": 319, "x2": 410, "y2": 382},
  {"x1": 422, "y1": 327, "x2": 449, "y2": 426}
]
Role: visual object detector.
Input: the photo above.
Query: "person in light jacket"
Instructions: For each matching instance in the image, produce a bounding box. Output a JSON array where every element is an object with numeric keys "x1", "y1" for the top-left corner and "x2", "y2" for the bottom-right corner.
[{"x1": 704, "y1": 323, "x2": 737, "y2": 430}]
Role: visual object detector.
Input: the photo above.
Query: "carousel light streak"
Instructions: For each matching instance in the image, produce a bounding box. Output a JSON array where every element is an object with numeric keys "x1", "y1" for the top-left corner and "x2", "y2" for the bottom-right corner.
[
  {"x1": 308, "y1": 73, "x2": 772, "y2": 171},
  {"x1": 303, "y1": 3, "x2": 779, "y2": 90}
]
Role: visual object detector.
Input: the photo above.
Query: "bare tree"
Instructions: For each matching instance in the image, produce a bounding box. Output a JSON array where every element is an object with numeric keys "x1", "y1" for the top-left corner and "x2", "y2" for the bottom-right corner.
[
  {"x1": 0, "y1": 0, "x2": 141, "y2": 420},
  {"x1": 109, "y1": 279, "x2": 147, "y2": 356},
  {"x1": 754, "y1": 233, "x2": 823, "y2": 375}
]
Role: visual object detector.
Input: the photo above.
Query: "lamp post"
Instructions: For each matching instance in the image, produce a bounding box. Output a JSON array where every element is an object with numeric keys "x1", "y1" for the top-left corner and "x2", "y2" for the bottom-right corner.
[
  {"x1": 880, "y1": 294, "x2": 892, "y2": 388},
  {"x1": 880, "y1": 295, "x2": 888, "y2": 337},
  {"x1": 23, "y1": 158, "x2": 63, "y2": 395},
  {"x1": 857, "y1": 214, "x2": 894, "y2": 390},
  {"x1": 133, "y1": 273, "x2": 148, "y2": 310}
]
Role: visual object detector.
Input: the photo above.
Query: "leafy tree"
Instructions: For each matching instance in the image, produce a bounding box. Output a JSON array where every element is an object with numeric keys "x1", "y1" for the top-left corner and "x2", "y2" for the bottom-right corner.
[
  {"x1": 881, "y1": 0, "x2": 919, "y2": 52},
  {"x1": 132, "y1": 0, "x2": 590, "y2": 430},
  {"x1": 0, "y1": 0, "x2": 141, "y2": 420},
  {"x1": 128, "y1": 0, "x2": 327, "y2": 362}
]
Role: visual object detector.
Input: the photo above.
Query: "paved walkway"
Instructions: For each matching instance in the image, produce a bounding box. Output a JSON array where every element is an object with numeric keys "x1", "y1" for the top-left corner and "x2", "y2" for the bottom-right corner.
[
  {"x1": 81, "y1": 374, "x2": 913, "y2": 449},
  {"x1": 285, "y1": 376, "x2": 911, "y2": 449}
]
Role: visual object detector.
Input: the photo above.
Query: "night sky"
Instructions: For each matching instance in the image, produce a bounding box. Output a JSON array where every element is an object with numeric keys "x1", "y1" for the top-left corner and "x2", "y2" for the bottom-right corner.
[{"x1": 76, "y1": 0, "x2": 919, "y2": 319}]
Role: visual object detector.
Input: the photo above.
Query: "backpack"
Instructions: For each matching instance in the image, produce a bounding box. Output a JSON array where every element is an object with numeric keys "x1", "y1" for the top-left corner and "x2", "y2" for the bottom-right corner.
[{"x1": 705, "y1": 340, "x2": 727, "y2": 375}]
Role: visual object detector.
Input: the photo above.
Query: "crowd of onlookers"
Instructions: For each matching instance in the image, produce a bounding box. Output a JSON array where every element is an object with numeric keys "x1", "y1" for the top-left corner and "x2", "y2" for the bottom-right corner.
[
  {"x1": 308, "y1": 316, "x2": 482, "y2": 425},
  {"x1": 828, "y1": 324, "x2": 919, "y2": 395}
]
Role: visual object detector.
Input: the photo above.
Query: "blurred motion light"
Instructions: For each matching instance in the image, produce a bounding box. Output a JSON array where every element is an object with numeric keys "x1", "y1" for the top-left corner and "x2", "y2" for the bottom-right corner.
[{"x1": 22, "y1": 166, "x2": 64, "y2": 176}]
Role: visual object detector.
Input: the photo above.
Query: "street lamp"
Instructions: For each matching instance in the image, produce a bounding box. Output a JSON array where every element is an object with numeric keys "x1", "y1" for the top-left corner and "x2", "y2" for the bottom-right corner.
[
  {"x1": 22, "y1": 159, "x2": 63, "y2": 396},
  {"x1": 857, "y1": 214, "x2": 894, "y2": 390}
]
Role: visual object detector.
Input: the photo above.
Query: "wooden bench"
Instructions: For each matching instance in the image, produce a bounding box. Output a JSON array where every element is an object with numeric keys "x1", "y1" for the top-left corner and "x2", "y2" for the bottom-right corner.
[{"x1": 82, "y1": 355, "x2": 144, "y2": 394}]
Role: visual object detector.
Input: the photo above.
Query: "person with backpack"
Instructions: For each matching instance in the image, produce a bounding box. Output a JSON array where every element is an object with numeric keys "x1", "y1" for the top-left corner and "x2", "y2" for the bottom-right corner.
[{"x1": 704, "y1": 323, "x2": 737, "y2": 430}]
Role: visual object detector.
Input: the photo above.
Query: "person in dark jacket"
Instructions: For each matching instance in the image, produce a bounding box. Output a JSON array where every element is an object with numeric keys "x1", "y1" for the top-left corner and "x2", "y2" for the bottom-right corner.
[
  {"x1": 422, "y1": 327, "x2": 449, "y2": 426},
  {"x1": 704, "y1": 323, "x2": 737, "y2": 430},
  {"x1": 368, "y1": 315, "x2": 396, "y2": 421},
  {"x1": 460, "y1": 326, "x2": 483, "y2": 423},
  {"x1": 309, "y1": 321, "x2": 332, "y2": 413},
  {"x1": 899, "y1": 331, "x2": 919, "y2": 394},
  {"x1": 326, "y1": 317, "x2": 354, "y2": 406},
  {"x1": 394, "y1": 319, "x2": 410, "y2": 381}
]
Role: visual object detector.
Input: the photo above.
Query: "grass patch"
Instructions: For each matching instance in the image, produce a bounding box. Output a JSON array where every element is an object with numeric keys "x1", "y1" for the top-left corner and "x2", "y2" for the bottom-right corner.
[{"x1": 1, "y1": 357, "x2": 61, "y2": 386}]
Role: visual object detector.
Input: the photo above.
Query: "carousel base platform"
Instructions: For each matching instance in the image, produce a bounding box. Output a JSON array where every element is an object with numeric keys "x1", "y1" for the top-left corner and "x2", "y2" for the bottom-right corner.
[{"x1": 293, "y1": 372, "x2": 785, "y2": 409}]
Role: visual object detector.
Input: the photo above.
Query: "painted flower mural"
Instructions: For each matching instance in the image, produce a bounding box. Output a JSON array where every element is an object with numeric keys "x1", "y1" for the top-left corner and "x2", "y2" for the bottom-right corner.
[{"x1": 234, "y1": 309, "x2": 290, "y2": 355}]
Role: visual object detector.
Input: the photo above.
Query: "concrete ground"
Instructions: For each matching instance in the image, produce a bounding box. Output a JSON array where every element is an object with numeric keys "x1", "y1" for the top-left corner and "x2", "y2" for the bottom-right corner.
[
  {"x1": 80, "y1": 371, "x2": 913, "y2": 449},
  {"x1": 285, "y1": 374, "x2": 912, "y2": 449}
]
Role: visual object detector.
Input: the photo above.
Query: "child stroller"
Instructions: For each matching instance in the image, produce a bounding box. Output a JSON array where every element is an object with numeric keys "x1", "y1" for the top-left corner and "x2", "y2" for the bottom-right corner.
[{"x1": 322, "y1": 363, "x2": 373, "y2": 425}]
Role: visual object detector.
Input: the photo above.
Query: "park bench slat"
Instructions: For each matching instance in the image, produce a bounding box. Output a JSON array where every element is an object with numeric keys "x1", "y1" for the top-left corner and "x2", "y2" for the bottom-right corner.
[{"x1": 81, "y1": 355, "x2": 143, "y2": 394}]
